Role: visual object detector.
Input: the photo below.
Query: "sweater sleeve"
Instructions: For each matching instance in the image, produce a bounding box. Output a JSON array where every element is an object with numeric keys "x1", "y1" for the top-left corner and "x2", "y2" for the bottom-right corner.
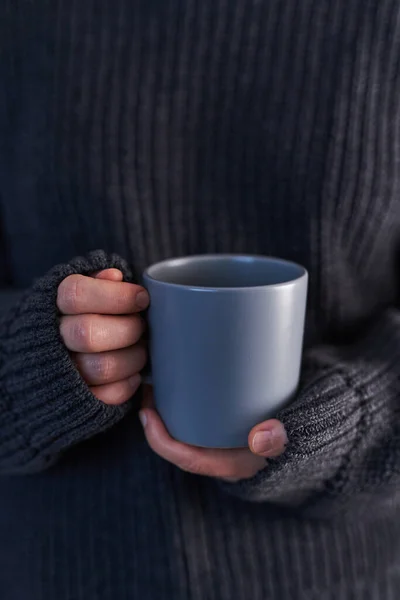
[
  {"x1": 0, "y1": 250, "x2": 136, "y2": 475},
  {"x1": 220, "y1": 309, "x2": 400, "y2": 518}
]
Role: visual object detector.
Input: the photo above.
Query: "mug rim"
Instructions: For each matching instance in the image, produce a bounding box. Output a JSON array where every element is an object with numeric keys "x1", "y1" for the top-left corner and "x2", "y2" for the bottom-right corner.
[{"x1": 143, "y1": 254, "x2": 308, "y2": 291}]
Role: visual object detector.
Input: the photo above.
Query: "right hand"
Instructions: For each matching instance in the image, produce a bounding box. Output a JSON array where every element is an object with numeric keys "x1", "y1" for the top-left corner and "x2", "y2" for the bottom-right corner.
[{"x1": 57, "y1": 268, "x2": 149, "y2": 405}]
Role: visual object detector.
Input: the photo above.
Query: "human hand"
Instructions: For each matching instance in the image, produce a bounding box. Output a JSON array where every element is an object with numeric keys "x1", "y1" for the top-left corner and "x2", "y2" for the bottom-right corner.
[
  {"x1": 57, "y1": 268, "x2": 149, "y2": 405},
  {"x1": 139, "y1": 386, "x2": 288, "y2": 482}
]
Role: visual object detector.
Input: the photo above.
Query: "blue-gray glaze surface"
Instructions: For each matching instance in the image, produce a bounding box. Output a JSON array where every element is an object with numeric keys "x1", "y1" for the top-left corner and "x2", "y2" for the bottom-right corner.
[{"x1": 143, "y1": 255, "x2": 308, "y2": 448}]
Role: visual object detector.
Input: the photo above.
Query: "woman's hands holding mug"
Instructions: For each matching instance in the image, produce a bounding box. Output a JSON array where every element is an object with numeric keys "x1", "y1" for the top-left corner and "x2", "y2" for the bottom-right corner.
[
  {"x1": 139, "y1": 386, "x2": 288, "y2": 482},
  {"x1": 57, "y1": 269, "x2": 149, "y2": 404},
  {"x1": 57, "y1": 267, "x2": 287, "y2": 482}
]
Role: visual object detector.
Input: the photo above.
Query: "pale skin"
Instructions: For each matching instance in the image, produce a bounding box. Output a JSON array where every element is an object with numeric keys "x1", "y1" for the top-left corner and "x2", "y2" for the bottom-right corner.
[{"x1": 57, "y1": 268, "x2": 288, "y2": 481}]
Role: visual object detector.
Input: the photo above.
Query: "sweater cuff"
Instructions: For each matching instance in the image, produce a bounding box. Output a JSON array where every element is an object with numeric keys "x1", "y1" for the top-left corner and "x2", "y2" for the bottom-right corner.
[
  {"x1": 0, "y1": 250, "x2": 135, "y2": 472},
  {"x1": 220, "y1": 311, "x2": 400, "y2": 509},
  {"x1": 219, "y1": 350, "x2": 366, "y2": 507}
]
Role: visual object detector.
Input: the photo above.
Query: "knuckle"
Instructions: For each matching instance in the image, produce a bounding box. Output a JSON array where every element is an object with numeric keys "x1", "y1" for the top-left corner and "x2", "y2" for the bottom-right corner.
[
  {"x1": 94, "y1": 354, "x2": 114, "y2": 382},
  {"x1": 115, "y1": 287, "x2": 134, "y2": 313},
  {"x1": 58, "y1": 275, "x2": 86, "y2": 313},
  {"x1": 85, "y1": 353, "x2": 115, "y2": 383},
  {"x1": 73, "y1": 315, "x2": 95, "y2": 351}
]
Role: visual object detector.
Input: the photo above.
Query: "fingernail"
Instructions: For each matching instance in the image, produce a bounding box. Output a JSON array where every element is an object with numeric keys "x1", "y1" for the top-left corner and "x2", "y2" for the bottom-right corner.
[
  {"x1": 129, "y1": 374, "x2": 141, "y2": 390},
  {"x1": 136, "y1": 291, "x2": 149, "y2": 310},
  {"x1": 139, "y1": 410, "x2": 147, "y2": 428},
  {"x1": 252, "y1": 431, "x2": 275, "y2": 455}
]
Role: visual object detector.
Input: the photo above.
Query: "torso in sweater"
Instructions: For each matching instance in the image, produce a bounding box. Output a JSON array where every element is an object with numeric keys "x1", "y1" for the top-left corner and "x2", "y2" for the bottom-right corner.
[
  {"x1": 1, "y1": 1, "x2": 400, "y2": 599},
  {"x1": 2, "y1": 0, "x2": 400, "y2": 341}
]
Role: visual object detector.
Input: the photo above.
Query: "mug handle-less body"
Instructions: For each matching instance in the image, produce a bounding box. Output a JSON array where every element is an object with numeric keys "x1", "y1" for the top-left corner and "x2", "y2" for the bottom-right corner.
[{"x1": 141, "y1": 255, "x2": 308, "y2": 448}]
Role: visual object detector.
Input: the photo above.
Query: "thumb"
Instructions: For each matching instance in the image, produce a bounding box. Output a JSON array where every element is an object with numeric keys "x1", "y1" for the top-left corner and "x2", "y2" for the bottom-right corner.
[
  {"x1": 248, "y1": 419, "x2": 288, "y2": 458},
  {"x1": 92, "y1": 268, "x2": 124, "y2": 282}
]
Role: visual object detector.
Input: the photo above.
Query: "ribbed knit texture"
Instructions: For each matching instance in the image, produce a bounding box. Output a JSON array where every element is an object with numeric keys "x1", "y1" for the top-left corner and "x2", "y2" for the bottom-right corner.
[
  {"x1": 1, "y1": 1, "x2": 400, "y2": 598},
  {"x1": 0, "y1": 251, "x2": 134, "y2": 473}
]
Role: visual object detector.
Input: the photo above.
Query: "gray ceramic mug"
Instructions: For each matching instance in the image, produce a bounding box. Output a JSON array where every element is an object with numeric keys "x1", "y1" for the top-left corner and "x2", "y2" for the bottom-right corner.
[{"x1": 143, "y1": 254, "x2": 308, "y2": 448}]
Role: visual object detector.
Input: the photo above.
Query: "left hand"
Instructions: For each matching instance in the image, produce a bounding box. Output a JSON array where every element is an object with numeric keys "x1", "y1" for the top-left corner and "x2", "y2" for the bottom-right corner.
[{"x1": 139, "y1": 386, "x2": 288, "y2": 482}]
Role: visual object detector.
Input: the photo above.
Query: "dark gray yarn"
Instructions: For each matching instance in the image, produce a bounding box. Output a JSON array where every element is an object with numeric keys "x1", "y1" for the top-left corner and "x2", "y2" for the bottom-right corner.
[{"x1": 1, "y1": 1, "x2": 400, "y2": 598}]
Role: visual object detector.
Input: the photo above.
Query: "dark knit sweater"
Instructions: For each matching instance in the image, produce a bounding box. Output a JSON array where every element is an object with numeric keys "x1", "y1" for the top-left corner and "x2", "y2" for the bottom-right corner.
[{"x1": 1, "y1": 1, "x2": 400, "y2": 598}]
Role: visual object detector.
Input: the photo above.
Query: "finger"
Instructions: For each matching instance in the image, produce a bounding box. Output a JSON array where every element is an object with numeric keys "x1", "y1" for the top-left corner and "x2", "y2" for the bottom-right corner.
[
  {"x1": 57, "y1": 274, "x2": 149, "y2": 315},
  {"x1": 90, "y1": 375, "x2": 141, "y2": 405},
  {"x1": 60, "y1": 314, "x2": 145, "y2": 353},
  {"x1": 248, "y1": 419, "x2": 288, "y2": 458},
  {"x1": 93, "y1": 268, "x2": 124, "y2": 282},
  {"x1": 74, "y1": 344, "x2": 147, "y2": 386},
  {"x1": 139, "y1": 399, "x2": 265, "y2": 480}
]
